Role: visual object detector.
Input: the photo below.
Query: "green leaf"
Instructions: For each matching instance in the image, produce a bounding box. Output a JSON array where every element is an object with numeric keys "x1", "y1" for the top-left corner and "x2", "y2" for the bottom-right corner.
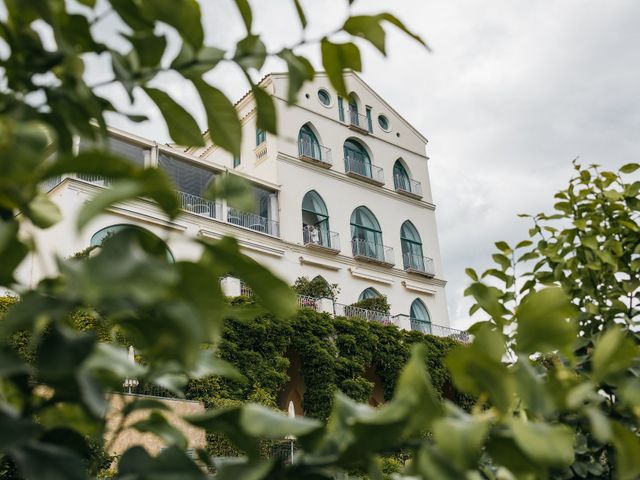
[
  {"x1": 344, "y1": 14, "x2": 427, "y2": 55},
  {"x1": 144, "y1": 87, "x2": 204, "y2": 146},
  {"x1": 83, "y1": 343, "x2": 147, "y2": 380},
  {"x1": 188, "y1": 350, "x2": 242, "y2": 380},
  {"x1": 251, "y1": 85, "x2": 277, "y2": 134},
  {"x1": 584, "y1": 406, "x2": 611, "y2": 443},
  {"x1": 433, "y1": 415, "x2": 490, "y2": 470},
  {"x1": 215, "y1": 458, "x2": 274, "y2": 480},
  {"x1": 118, "y1": 445, "x2": 206, "y2": 479},
  {"x1": 620, "y1": 163, "x2": 640, "y2": 174},
  {"x1": 612, "y1": 422, "x2": 640, "y2": 480},
  {"x1": 205, "y1": 173, "x2": 255, "y2": 211},
  {"x1": 278, "y1": 48, "x2": 315, "y2": 104},
  {"x1": 492, "y1": 253, "x2": 511, "y2": 271},
  {"x1": 464, "y1": 268, "x2": 478, "y2": 281},
  {"x1": 515, "y1": 240, "x2": 533, "y2": 249},
  {"x1": 0, "y1": 220, "x2": 29, "y2": 285},
  {"x1": 233, "y1": 0, "x2": 252, "y2": 33},
  {"x1": 141, "y1": 0, "x2": 203, "y2": 49},
  {"x1": 27, "y1": 193, "x2": 62, "y2": 228},
  {"x1": 171, "y1": 43, "x2": 225, "y2": 78},
  {"x1": 125, "y1": 31, "x2": 167, "y2": 68},
  {"x1": 464, "y1": 282, "x2": 509, "y2": 325},
  {"x1": 234, "y1": 35, "x2": 267, "y2": 71},
  {"x1": 42, "y1": 150, "x2": 140, "y2": 179},
  {"x1": 321, "y1": 39, "x2": 362, "y2": 97},
  {"x1": 495, "y1": 241, "x2": 512, "y2": 253},
  {"x1": 110, "y1": 0, "x2": 153, "y2": 31},
  {"x1": 592, "y1": 326, "x2": 637, "y2": 382},
  {"x1": 122, "y1": 398, "x2": 172, "y2": 416},
  {"x1": 515, "y1": 287, "x2": 577, "y2": 355},
  {"x1": 510, "y1": 420, "x2": 574, "y2": 469},
  {"x1": 11, "y1": 442, "x2": 86, "y2": 480},
  {"x1": 76, "y1": 169, "x2": 179, "y2": 230},
  {"x1": 292, "y1": 0, "x2": 307, "y2": 28},
  {"x1": 131, "y1": 411, "x2": 188, "y2": 450},
  {"x1": 193, "y1": 79, "x2": 242, "y2": 156}
]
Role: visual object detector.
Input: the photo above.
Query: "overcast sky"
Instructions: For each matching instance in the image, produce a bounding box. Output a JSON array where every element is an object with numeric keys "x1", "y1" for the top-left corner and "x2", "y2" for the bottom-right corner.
[{"x1": 88, "y1": 0, "x2": 640, "y2": 329}]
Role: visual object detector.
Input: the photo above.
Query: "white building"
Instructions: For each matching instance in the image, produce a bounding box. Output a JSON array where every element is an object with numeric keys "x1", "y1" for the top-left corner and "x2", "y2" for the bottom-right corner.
[{"x1": 25, "y1": 72, "x2": 461, "y2": 338}]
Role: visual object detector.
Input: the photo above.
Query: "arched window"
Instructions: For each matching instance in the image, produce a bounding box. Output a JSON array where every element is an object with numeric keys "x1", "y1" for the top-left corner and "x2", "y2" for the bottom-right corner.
[
  {"x1": 348, "y1": 94, "x2": 359, "y2": 115},
  {"x1": 400, "y1": 221, "x2": 425, "y2": 271},
  {"x1": 302, "y1": 191, "x2": 330, "y2": 247},
  {"x1": 351, "y1": 206, "x2": 383, "y2": 260},
  {"x1": 90, "y1": 224, "x2": 174, "y2": 262},
  {"x1": 344, "y1": 139, "x2": 371, "y2": 178},
  {"x1": 410, "y1": 299, "x2": 432, "y2": 334},
  {"x1": 298, "y1": 124, "x2": 321, "y2": 160},
  {"x1": 393, "y1": 160, "x2": 411, "y2": 191},
  {"x1": 359, "y1": 287, "x2": 381, "y2": 301}
]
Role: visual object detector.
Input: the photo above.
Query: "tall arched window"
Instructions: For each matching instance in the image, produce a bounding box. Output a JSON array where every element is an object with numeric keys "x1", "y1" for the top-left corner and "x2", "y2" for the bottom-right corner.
[
  {"x1": 393, "y1": 160, "x2": 411, "y2": 191},
  {"x1": 359, "y1": 287, "x2": 381, "y2": 301},
  {"x1": 302, "y1": 191, "x2": 330, "y2": 247},
  {"x1": 410, "y1": 299, "x2": 432, "y2": 334},
  {"x1": 351, "y1": 206, "x2": 383, "y2": 261},
  {"x1": 90, "y1": 224, "x2": 174, "y2": 262},
  {"x1": 344, "y1": 139, "x2": 371, "y2": 178},
  {"x1": 400, "y1": 221, "x2": 425, "y2": 271},
  {"x1": 298, "y1": 124, "x2": 321, "y2": 160},
  {"x1": 348, "y1": 94, "x2": 359, "y2": 115}
]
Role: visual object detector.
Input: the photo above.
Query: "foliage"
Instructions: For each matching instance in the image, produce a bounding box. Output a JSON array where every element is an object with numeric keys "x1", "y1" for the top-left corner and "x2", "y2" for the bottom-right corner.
[
  {"x1": 350, "y1": 295, "x2": 392, "y2": 314},
  {"x1": 292, "y1": 276, "x2": 339, "y2": 300}
]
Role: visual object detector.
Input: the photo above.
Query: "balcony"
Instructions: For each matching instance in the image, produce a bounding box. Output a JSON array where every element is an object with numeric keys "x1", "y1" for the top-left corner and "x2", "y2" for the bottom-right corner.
[
  {"x1": 394, "y1": 174, "x2": 423, "y2": 199},
  {"x1": 297, "y1": 295, "x2": 319, "y2": 310},
  {"x1": 302, "y1": 225, "x2": 340, "y2": 253},
  {"x1": 409, "y1": 318, "x2": 470, "y2": 343},
  {"x1": 40, "y1": 176, "x2": 62, "y2": 192},
  {"x1": 334, "y1": 303, "x2": 393, "y2": 325},
  {"x1": 298, "y1": 140, "x2": 332, "y2": 168},
  {"x1": 177, "y1": 191, "x2": 222, "y2": 219},
  {"x1": 78, "y1": 173, "x2": 111, "y2": 186},
  {"x1": 227, "y1": 207, "x2": 279, "y2": 237},
  {"x1": 351, "y1": 238, "x2": 394, "y2": 266},
  {"x1": 403, "y1": 253, "x2": 435, "y2": 277},
  {"x1": 344, "y1": 157, "x2": 385, "y2": 186},
  {"x1": 348, "y1": 109, "x2": 369, "y2": 134}
]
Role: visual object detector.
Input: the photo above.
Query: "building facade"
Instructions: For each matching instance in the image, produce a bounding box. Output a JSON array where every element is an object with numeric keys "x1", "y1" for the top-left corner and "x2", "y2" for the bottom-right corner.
[{"x1": 24, "y1": 72, "x2": 457, "y2": 337}]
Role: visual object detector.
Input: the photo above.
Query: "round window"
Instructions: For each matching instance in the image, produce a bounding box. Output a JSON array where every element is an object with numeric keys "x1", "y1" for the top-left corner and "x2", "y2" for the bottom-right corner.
[
  {"x1": 378, "y1": 115, "x2": 390, "y2": 131},
  {"x1": 317, "y1": 89, "x2": 331, "y2": 107}
]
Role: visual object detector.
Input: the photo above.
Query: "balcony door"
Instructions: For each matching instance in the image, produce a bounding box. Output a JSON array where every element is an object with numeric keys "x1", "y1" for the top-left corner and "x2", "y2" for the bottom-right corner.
[
  {"x1": 351, "y1": 207, "x2": 383, "y2": 260},
  {"x1": 400, "y1": 221, "x2": 425, "y2": 271},
  {"x1": 410, "y1": 299, "x2": 432, "y2": 334},
  {"x1": 393, "y1": 160, "x2": 411, "y2": 192},
  {"x1": 298, "y1": 125, "x2": 321, "y2": 160},
  {"x1": 302, "y1": 191, "x2": 330, "y2": 247},
  {"x1": 343, "y1": 139, "x2": 371, "y2": 178}
]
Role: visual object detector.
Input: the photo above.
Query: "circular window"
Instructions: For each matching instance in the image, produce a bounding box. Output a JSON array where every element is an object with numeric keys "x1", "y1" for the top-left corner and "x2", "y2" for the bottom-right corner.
[
  {"x1": 317, "y1": 89, "x2": 331, "y2": 107},
  {"x1": 378, "y1": 115, "x2": 390, "y2": 131}
]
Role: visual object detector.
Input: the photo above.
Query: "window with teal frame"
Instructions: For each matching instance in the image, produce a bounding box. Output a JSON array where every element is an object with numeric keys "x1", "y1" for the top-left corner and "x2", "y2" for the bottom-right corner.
[
  {"x1": 359, "y1": 287, "x2": 381, "y2": 301},
  {"x1": 298, "y1": 125, "x2": 321, "y2": 160},
  {"x1": 90, "y1": 224, "x2": 175, "y2": 262},
  {"x1": 400, "y1": 220, "x2": 425, "y2": 271},
  {"x1": 256, "y1": 128, "x2": 266, "y2": 146},
  {"x1": 338, "y1": 96, "x2": 345, "y2": 121},
  {"x1": 393, "y1": 160, "x2": 411, "y2": 192},
  {"x1": 302, "y1": 190, "x2": 331, "y2": 247},
  {"x1": 410, "y1": 299, "x2": 432, "y2": 334},
  {"x1": 233, "y1": 154, "x2": 241, "y2": 168},
  {"x1": 351, "y1": 206, "x2": 384, "y2": 261},
  {"x1": 366, "y1": 106, "x2": 373, "y2": 133},
  {"x1": 344, "y1": 139, "x2": 372, "y2": 178}
]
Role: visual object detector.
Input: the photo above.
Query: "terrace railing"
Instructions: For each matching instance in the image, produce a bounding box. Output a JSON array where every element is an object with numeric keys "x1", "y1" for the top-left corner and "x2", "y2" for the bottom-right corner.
[
  {"x1": 334, "y1": 303, "x2": 393, "y2": 325},
  {"x1": 177, "y1": 191, "x2": 222, "y2": 219},
  {"x1": 302, "y1": 225, "x2": 340, "y2": 251},
  {"x1": 298, "y1": 139, "x2": 332, "y2": 166},
  {"x1": 77, "y1": 173, "x2": 110, "y2": 186},
  {"x1": 403, "y1": 253, "x2": 435, "y2": 277},
  {"x1": 394, "y1": 174, "x2": 423, "y2": 198},
  {"x1": 348, "y1": 109, "x2": 369, "y2": 132},
  {"x1": 351, "y1": 238, "x2": 394, "y2": 265},
  {"x1": 344, "y1": 157, "x2": 384, "y2": 185},
  {"x1": 409, "y1": 318, "x2": 471, "y2": 343},
  {"x1": 297, "y1": 295, "x2": 319, "y2": 310},
  {"x1": 227, "y1": 207, "x2": 279, "y2": 237}
]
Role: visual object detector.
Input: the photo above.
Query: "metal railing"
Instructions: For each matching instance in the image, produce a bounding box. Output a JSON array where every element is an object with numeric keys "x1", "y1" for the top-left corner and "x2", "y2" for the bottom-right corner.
[
  {"x1": 403, "y1": 253, "x2": 435, "y2": 276},
  {"x1": 240, "y1": 281, "x2": 253, "y2": 297},
  {"x1": 410, "y1": 318, "x2": 471, "y2": 342},
  {"x1": 348, "y1": 109, "x2": 369, "y2": 131},
  {"x1": 351, "y1": 238, "x2": 394, "y2": 265},
  {"x1": 298, "y1": 139, "x2": 332, "y2": 165},
  {"x1": 344, "y1": 157, "x2": 384, "y2": 184},
  {"x1": 226, "y1": 207, "x2": 280, "y2": 237},
  {"x1": 135, "y1": 383, "x2": 178, "y2": 399},
  {"x1": 77, "y1": 173, "x2": 110, "y2": 186},
  {"x1": 177, "y1": 191, "x2": 222, "y2": 219},
  {"x1": 334, "y1": 303, "x2": 393, "y2": 324},
  {"x1": 394, "y1": 174, "x2": 422, "y2": 197},
  {"x1": 40, "y1": 176, "x2": 62, "y2": 192},
  {"x1": 297, "y1": 295, "x2": 319, "y2": 310},
  {"x1": 302, "y1": 225, "x2": 340, "y2": 251}
]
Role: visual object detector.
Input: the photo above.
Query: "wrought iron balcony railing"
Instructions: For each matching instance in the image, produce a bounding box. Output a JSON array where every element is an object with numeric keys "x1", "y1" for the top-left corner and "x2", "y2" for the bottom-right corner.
[
  {"x1": 351, "y1": 238, "x2": 394, "y2": 265},
  {"x1": 302, "y1": 225, "x2": 340, "y2": 252},
  {"x1": 177, "y1": 191, "x2": 222, "y2": 219},
  {"x1": 403, "y1": 253, "x2": 435, "y2": 277},
  {"x1": 298, "y1": 139, "x2": 332, "y2": 167},
  {"x1": 394, "y1": 174, "x2": 423, "y2": 198},
  {"x1": 226, "y1": 207, "x2": 279, "y2": 237},
  {"x1": 40, "y1": 176, "x2": 62, "y2": 192},
  {"x1": 348, "y1": 109, "x2": 369, "y2": 132},
  {"x1": 77, "y1": 173, "x2": 111, "y2": 186},
  {"x1": 334, "y1": 303, "x2": 393, "y2": 325},
  {"x1": 297, "y1": 295, "x2": 319, "y2": 310},
  {"x1": 409, "y1": 318, "x2": 471, "y2": 343},
  {"x1": 344, "y1": 157, "x2": 384, "y2": 185}
]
